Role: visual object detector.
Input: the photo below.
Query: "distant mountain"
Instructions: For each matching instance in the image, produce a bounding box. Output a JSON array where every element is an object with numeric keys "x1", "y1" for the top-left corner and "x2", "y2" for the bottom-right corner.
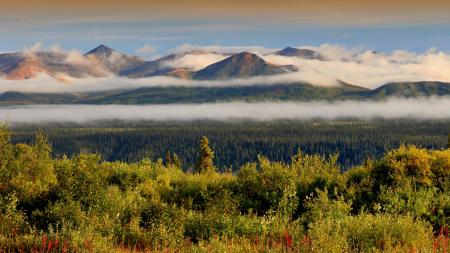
[
  {"x1": 1, "y1": 81, "x2": 449, "y2": 106},
  {"x1": 193, "y1": 52, "x2": 296, "y2": 80},
  {"x1": 0, "y1": 52, "x2": 42, "y2": 80},
  {"x1": 120, "y1": 50, "x2": 225, "y2": 78},
  {"x1": 370, "y1": 81, "x2": 450, "y2": 98},
  {"x1": 86, "y1": 82, "x2": 370, "y2": 104},
  {"x1": 0, "y1": 51, "x2": 107, "y2": 80},
  {"x1": 119, "y1": 52, "x2": 188, "y2": 78},
  {"x1": 270, "y1": 47, "x2": 325, "y2": 60},
  {"x1": 85, "y1": 45, "x2": 145, "y2": 74},
  {"x1": 0, "y1": 45, "x2": 146, "y2": 80},
  {"x1": 0, "y1": 82, "x2": 369, "y2": 105}
]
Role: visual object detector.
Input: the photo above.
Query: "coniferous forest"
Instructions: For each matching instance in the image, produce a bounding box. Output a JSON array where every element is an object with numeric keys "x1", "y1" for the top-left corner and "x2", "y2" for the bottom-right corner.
[
  {"x1": 0, "y1": 123, "x2": 449, "y2": 252},
  {"x1": 10, "y1": 119, "x2": 450, "y2": 170}
]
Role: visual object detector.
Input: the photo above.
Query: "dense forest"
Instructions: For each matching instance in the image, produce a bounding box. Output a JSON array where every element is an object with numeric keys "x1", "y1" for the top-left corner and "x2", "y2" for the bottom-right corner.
[
  {"x1": 11, "y1": 119, "x2": 450, "y2": 170},
  {"x1": 0, "y1": 125, "x2": 449, "y2": 252}
]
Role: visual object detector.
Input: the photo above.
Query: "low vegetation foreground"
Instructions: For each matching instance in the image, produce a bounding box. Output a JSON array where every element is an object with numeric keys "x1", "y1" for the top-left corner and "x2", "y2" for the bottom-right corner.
[{"x1": 0, "y1": 127, "x2": 449, "y2": 252}]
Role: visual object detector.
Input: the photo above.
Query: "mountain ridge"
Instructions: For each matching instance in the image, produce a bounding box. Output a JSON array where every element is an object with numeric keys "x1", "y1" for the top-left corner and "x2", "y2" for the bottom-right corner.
[
  {"x1": 119, "y1": 50, "x2": 222, "y2": 78},
  {"x1": 85, "y1": 45, "x2": 145, "y2": 74},
  {"x1": 0, "y1": 51, "x2": 109, "y2": 80},
  {"x1": 0, "y1": 81, "x2": 448, "y2": 106},
  {"x1": 0, "y1": 46, "x2": 314, "y2": 81},
  {"x1": 193, "y1": 52, "x2": 297, "y2": 80},
  {"x1": 369, "y1": 81, "x2": 450, "y2": 98},
  {"x1": 270, "y1": 47, "x2": 325, "y2": 60}
]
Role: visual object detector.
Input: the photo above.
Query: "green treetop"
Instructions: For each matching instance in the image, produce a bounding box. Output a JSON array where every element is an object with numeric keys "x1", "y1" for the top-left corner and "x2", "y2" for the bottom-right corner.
[{"x1": 195, "y1": 136, "x2": 215, "y2": 173}]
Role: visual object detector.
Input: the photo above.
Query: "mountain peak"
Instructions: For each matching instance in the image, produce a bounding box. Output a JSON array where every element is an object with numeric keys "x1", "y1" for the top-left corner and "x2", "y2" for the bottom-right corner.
[
  {"x1": 236, "y1": 51, "x2": 256, "y2": 56},
  {"x1": 84, "y1": 45, "x2": 145, "y2": 74},
  {"x1": 85, "y1": 45, "x2": 116, "y2": 56},
  {"x1": 193, "y1": 51, "x2": 294, "y2": 80},
  {"x1": 273, "y1": 47, "x2": 325, "y2": 60},
  {"x1": 218, "y1": 52, "x2": 266, "y2": 67},
  {"x1": 281, "y1": 47, "x2": 299, "y2": 52},
  {"x1": 230, "y1": 52, "x2": 262, "y2": 61}
]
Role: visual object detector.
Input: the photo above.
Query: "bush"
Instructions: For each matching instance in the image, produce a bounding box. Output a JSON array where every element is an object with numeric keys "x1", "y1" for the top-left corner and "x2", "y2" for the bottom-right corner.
[
  {"x1": 0, "y1": 129, "x2": 448, "y2": 252},
  {"x1": 373, "y1": 145, "x2": 434, "y2": 187},
  {"x1": 304, "y1": 192, "x2": 433, "y2": 252}
]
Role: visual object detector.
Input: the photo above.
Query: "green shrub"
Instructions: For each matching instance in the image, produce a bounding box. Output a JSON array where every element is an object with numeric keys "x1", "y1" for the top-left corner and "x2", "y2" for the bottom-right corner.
[
  {"x1": 305, "y1": 192, "x2": 433, "y2": 252},
  {"x1": 0, "y1": 129, "x2": 448, "y2": 252},
  {"x1": 373, "y1": 145, "x2": 433, "y2": 187}
]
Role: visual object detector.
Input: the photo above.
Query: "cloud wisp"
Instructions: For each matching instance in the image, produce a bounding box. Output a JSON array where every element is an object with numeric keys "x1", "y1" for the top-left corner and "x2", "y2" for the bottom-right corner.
[
  {"x1": 1, "y1": 97, "x2": 449, "y2": 123},
  {"x1": 161, "y1": 53, "x2": 228, "y2": 71},
  {"x1": 0, "y1": 73, "x2": 303, "y2": 93}
]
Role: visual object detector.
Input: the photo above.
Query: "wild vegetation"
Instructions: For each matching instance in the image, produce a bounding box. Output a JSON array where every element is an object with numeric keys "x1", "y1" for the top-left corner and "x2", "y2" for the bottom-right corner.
[{"x1": 0, "y1": 124, "x2": 449, "y2": 252}]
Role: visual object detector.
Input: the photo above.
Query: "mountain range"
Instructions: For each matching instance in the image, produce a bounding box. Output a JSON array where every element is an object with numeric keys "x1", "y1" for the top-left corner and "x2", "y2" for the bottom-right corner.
[
  {"x1": 0, "y1": 45, "x2": 449, "y2": 105},
  {"x1": 0, "y1": 45, "x2": 305, "y2": 81},
  {"x1": 0, "y1": 51, "x2": 107, "y2": 80}
]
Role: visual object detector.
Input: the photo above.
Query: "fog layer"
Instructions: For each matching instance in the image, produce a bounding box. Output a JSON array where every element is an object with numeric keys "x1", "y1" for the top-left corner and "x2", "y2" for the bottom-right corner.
[{"x1": 1, "y1": 97, "x2": 449, "y2": 123}]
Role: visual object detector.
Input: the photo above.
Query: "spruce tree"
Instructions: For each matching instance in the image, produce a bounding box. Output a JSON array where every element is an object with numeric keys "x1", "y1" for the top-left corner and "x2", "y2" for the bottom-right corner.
[
  {"x1": 195, "y1": 136, "x2": 215, "y2": 173},
  {"x1": 165, "y1": 149, "x2": 172, "y2": 167},
  {"x1": 173, "y1": 153, "x2": 182, "y2": 169}
]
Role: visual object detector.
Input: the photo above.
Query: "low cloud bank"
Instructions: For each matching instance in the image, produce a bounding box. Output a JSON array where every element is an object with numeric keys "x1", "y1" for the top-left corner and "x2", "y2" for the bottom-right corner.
[
  {"x1": 170, "y1": 44, "x2": 450, "y2": 88},
  {"x1": 265, "y1": 45, "x2": 450, "y2": 87},
  {"x1": 2, "y1": 44, "x2": 450, "y2": 93},
  {"x1": 1, "y1": 97, "x2": 449, "y2": 123},
  {"x1": 0, "y1": 73, "x2": 308, "y2": 93}
]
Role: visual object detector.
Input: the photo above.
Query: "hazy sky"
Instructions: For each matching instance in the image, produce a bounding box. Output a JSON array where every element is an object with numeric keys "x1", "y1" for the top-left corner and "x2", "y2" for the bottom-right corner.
[{"x1": 2, "y1": 0, "x2": 450, "y2": 55}]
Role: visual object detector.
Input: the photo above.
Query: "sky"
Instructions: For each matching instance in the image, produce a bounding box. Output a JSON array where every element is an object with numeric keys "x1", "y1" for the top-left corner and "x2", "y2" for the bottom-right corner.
[{"x1": 2, "y1": 0, "x2": 450, "y2": 56}]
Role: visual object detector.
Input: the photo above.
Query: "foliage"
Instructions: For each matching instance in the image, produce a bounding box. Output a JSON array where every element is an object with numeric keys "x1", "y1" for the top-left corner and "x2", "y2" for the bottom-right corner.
[{"x1": 0, "y1": 126, "x2": 449, "y2": 252}]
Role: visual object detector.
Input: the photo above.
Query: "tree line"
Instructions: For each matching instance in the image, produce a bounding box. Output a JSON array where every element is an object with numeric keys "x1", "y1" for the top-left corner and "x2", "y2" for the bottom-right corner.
[{"x1": 11, "y1": 119, "x2": 449, "y2": 170}]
